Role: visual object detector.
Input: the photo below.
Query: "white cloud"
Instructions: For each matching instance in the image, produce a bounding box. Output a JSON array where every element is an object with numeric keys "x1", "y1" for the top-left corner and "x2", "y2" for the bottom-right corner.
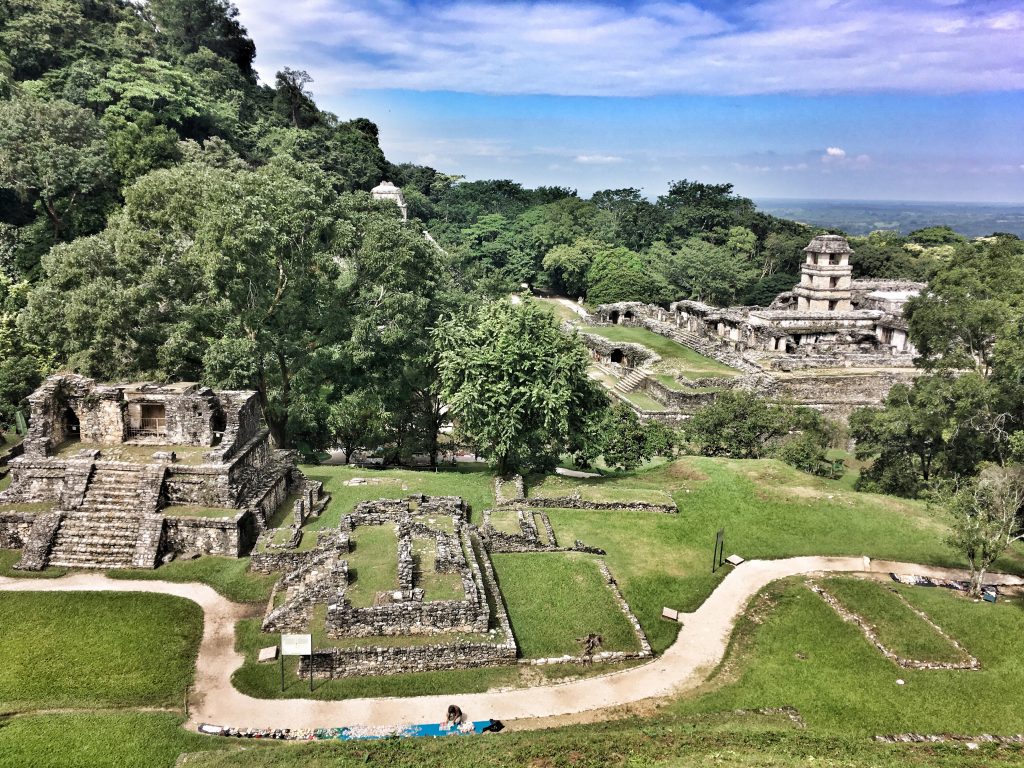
[
  {"x1": 825, "y1": 147, "x2": 847, "y2": 157},
  {"x1": 231, "y1": 0, "x2": 1024, "y2": 97},
  {"x1": 575, "y1": 154, "x2": 624, "y2": 164}
]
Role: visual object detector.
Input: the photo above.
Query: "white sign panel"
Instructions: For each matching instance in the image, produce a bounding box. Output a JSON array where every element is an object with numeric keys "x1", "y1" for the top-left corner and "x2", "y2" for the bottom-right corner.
[{"x1": 281, "y1": 633, "x2": 312, "y2": 656}]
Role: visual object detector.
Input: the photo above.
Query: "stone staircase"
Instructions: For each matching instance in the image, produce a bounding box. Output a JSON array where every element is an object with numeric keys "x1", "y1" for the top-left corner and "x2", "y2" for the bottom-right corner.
[
  {"x1": 78, "y1": 463, "x2": 159, "y2": 513},
  {"x1": 47, "y1": 510, "x2": 143, "y2": 569},
  {"x1": 670, "y1": 329, "x2": 704, "y2": 347},
  {"x1": 615, "y1": 368, "x2": 648, "y2": 393}
]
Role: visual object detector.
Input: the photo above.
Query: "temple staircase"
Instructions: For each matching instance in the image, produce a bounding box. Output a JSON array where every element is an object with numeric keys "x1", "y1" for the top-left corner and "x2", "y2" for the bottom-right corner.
[
  {"x1": 47, "y1": 510, "x2": 143, "y2": 569},
  {"x1": 615, "y1": 368, "x2": 648, "y2": 394}
]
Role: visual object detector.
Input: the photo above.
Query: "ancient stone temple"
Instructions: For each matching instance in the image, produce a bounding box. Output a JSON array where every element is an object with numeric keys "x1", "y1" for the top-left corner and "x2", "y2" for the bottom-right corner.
[
  {"x1": 667, "y1": 235, "x2": 924, "y2": 368},
  {"x1": 0, "y1": 374, "x2": 310, "y2": 570},
  {"x1": 371, "y1": 180, "x2": 408, "y2": 221}
]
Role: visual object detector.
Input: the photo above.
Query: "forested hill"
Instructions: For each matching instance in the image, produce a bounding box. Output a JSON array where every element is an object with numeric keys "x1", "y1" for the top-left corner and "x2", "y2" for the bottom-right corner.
[{"x1": 0, "y1": 0, "x2": 1020, "y2": 459}]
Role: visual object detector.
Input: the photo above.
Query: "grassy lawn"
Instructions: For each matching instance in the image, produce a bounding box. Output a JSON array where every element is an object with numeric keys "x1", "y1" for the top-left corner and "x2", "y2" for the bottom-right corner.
[
  {"x1": 619, "y1": 389, "x2": 666, "y2": 411},
  {"x1": 0, "y1": 471, "x2": 10, "y2": 493},
  {"x1": 0, "y1": 549, "x2": 68, "y2": 578},
  {"x1": 674, "y1": 578, "x2": 1024, "y2": 737},
  {"x1": 0, "y1": 713, "x2": 239, "y2": 768},
  {"x1": 54, "y1": 441, "x2": 210, "y2": 465},
  {"x1": 346, "y1": 524, "x2": 398, "y2": 607},
  {"x1": 492, "y1": 552, "x2": 640, "y2": 657},
  {"x1": 821, "y1": 577, "x2": 969, "y2": 665},
  {"x1": 655, "y1": 373, "x2": 686, "y2": 391},
  {"x1": 300, "y1": 464, "x2": 495, "y2": 526},
  {"x1": 584, "y1": 324, "x2": 740, "y2": 377},
  {"x1": 0, "y1": 592, "x2": 201, "y2": 712},
  {"x1": 0, "y1": 501, "x2": 53, "y2": 513},
  {"x1": 413, "y1": 537, "x2": 465, "y2": 601},
  {"x1": 486, "y1": 508, "x2": 524, "y2": 535},
  {"x1": 162, "y1": 505, "x2": 238, "y2": 518},
  {"x1": 541, "y1": 457, "x2": 1024, "y2": 655},
  {"x1": 108, "y1": 556, "x2": 279, "y2": 603},
  {"x1": 266, "y1": 491, "x2": 303, "y2": 528},
  {"x1": 526, "y1": 473, "x2": 676, "y2": 507},
  {"x1": 163, "y1": 717, "x2": 1021, "y2": 768}
]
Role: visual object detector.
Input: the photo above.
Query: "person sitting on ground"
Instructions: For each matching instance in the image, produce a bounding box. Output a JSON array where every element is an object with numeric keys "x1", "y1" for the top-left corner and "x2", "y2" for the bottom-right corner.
[{"x1": 441, "y1": 704, "x2": 463, "y2": 730}]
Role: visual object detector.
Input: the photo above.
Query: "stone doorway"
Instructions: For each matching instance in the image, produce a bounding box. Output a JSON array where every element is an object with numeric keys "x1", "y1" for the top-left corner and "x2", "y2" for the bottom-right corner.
[{"x1": 63, "y1": 406, "x2": 80, "y2": 442}]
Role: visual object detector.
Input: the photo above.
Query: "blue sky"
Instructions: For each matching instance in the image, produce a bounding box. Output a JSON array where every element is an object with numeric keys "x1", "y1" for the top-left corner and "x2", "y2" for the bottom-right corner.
[{"x1": 232, "y1": 0, "x2": 1024, "y2": 202}]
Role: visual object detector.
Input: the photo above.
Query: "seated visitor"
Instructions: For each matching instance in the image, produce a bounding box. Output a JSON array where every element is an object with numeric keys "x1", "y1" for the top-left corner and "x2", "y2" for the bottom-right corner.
[{"x1": 441, "y1": 704, "x2": 464, "y2": 730}]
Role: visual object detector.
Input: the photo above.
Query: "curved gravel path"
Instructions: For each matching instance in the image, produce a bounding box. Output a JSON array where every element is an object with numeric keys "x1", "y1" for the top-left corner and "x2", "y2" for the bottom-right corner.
[{"x1": 2, "y1": 557, "x2": 1020, "y2": 730}]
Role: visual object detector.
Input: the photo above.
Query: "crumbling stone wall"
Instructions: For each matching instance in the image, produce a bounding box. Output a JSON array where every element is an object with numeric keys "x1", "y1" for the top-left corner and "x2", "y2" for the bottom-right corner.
[
  {"x1": 0, "y1": 512, "x2": 35, "y2": 548},
  {"x1": 160, "y1": 512, "x2": 253, "y2": 558}
]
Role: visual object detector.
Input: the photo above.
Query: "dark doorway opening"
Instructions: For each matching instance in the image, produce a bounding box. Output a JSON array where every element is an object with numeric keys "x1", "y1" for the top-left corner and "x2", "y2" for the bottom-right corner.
[{"x1": 64, "y1": 407, "x2": 80, "y2": 442}]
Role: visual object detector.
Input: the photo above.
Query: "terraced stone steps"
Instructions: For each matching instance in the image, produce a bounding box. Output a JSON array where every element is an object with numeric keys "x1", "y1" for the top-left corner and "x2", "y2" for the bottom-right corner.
[
  {"x1": 615, "y1": 368, "x2": 648, "y2": 393},
  {"x1": 48, "y1": 511, "x2": 143, "y2": 569}
]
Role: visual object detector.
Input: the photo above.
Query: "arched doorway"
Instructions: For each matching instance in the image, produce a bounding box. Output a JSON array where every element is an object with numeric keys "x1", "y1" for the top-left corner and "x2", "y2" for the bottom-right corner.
[
  {"x1": 623, "y1": 310, "x2": 634, "y2": 322},
  {"x1": 63, "y1": 406, "x2": 80, "y2": 442},
  {"x1": 610, "y1": 349, "x2": 625, "y2": 365},
  {"x1": 609, "y1": 310, "x2": 620, "y2": 324}
]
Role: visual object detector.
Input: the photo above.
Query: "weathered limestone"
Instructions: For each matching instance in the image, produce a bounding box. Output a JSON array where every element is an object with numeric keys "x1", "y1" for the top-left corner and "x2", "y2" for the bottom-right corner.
[{"x1": 0, "y1": 374, "x2": 305, "y2": 570}]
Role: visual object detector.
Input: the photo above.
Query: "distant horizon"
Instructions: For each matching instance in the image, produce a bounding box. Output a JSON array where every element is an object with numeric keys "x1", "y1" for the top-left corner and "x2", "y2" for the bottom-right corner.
[
  {"x1": 232, "y1": 0, "x2": 1024, "y2": 204},
  {"x1": 753, "y1": 197, "x2": 1024, "y2": 208}
]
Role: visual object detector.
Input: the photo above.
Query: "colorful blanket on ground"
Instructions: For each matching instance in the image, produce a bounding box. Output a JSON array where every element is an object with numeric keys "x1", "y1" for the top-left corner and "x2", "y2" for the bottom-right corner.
[{"x1": 199, "y1": 720, "x2": 491, "y2": 741}]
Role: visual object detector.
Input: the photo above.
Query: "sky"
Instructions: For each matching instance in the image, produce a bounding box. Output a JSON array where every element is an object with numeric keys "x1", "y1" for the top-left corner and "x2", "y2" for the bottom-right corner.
[{"x1": 231, "y1": 0, "x2": 1024, "y2": 202}]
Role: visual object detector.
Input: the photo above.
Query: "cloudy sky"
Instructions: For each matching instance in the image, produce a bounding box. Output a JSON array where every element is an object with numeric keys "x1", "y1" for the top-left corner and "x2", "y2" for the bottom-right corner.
[{"x1": 232, "y1": 0, "x2": 1024, "y2": 202}]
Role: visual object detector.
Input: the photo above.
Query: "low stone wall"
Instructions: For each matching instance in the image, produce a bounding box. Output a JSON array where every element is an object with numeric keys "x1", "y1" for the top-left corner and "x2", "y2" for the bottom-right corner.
[
  {"x1": 304, "y1": 530, "x2": 517, "y2": 679},
  {"x1": 0, "y1": 511, "x2": 35, "y2": 548},
  {"x1": 500, "y1": 495, "x2": 677, "y2": 514},
  {"x1": 0, "y1": 458, "x2": 66, "y2": 504},
  {"x1": 577, "y1": 331, "x2": 660, "y2": 369},
  {"x1": 774, "y1": 370, "x2": 918, "y2": 423},
  {"x1": 161, "y1": 512, "x2": 254, "y2": 558},
  {"x1": 638, "y1": 377, "x2": 720, "y2": 413},
  {"x1": 494, "y1": 475, "x2": 525, "y2": 504}
]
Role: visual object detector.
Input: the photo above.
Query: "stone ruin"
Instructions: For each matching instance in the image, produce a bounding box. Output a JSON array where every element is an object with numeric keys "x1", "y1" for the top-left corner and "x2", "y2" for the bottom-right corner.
[
  {"x1": 253, "y1": 493, "x2": 649, "y2": 678},
  {"x1": 582, "y1": 235, "x2": 923, "y2": 424},
  {"x1": 0, "y1": 373, "x2": 319, "y2": 570},
  {"x1": 254, "y1": 494, "x2": 517, "y2": 678}
]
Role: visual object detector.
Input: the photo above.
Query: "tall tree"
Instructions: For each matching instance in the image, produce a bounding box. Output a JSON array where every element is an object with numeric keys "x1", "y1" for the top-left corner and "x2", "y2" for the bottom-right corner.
[
  {"x1": 436, "y1": 299, "x2": 607, "y2": 474},
  {"x1": 0, "y1": 98, "x2": 111, "y2": 240}
]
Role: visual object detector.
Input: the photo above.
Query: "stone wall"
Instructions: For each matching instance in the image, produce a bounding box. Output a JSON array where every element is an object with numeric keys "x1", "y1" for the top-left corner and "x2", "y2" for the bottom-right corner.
[
  {"x1": 774, "y1": 370, "x2": 918, "y2": 422},
  {"x1": 160, "y1": 512, "x2": 254, "y2": 558},
  {"x1": 500, "y1": 495, "x2": 678, "y2": 514},
  {"x1": 0, "y1": 512, "x2": 35, "y2": 548}
]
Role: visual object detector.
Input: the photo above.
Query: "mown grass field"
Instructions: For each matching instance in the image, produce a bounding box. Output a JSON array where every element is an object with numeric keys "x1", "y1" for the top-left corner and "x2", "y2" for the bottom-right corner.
[
  {"x1": 583, "y1": 324, "x2": 740, "y2": 377},
  {"x1": 821, "y1": 576, "x2": 969, "y2": 664},
  {"x1": 345, "y1": 523, "x2": 399, "y2": 606},
  {"x1": 0, "y1": 592, "x2": 201, "y2": 712},
  {"x1": 673, "y1": 577, "x2": 1024, "y2": 737},
  {"x1": 6, "y1": 456, "x2": 1024, "y2": 766},
  {"x1": 492, "y1": 552, "x2": 640, "y2": 657}
]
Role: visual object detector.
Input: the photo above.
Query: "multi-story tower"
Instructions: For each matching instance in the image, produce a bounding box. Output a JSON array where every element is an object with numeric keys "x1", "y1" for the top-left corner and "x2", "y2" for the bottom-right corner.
[{"x1": 793, "y1": 234, "x2": 853, "y2": 312}]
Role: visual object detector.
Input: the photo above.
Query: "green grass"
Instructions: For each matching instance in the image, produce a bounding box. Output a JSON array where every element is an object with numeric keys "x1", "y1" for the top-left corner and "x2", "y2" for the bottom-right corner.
[
  {"x1": 267, "y1": 491, "x2": 303, "y2": 529},
  {"x1": 0, "y1": 713, "x2": 240, "y2": 768},
  {"x1": 0, "y1": 549, "x2": 68, "y2": 578},
  {"x1": 527, "y1": 473, "x2": 676, "y2": 507},
  {"x1": 0, "y1": 501, "x2": 53, "y2": 513},
  {"x1": 162, "y1": 505, "x2": 238, "y2": 518},
  {"x1": 346, "y1": 524, "x2": 399, "y2": 607},
  {"x1": 54, "y1": 441, "x2": 210, "y2": 465},
  {"x1": 163, "y1": 716, "x2": 1024, "y2": 768},
  {"x1": 655, "y1": 374, "x2": 686, "y2": 391},
  {"x1": 487, "y1": 508, "x2": 524, "y2": 535},
  {"x1": 673, "y1": 578, "x2": 1024, "y2": 737},
  {"x1": 492, "y1": 552, "x2": 640, "y2": 657},
  {"x1": 108, "y1": 556, "x2": 279, "y2": 603},
  {"x1": 585, "y1": 324, "x2": 740, "y2": 377},
  {"x1": 0, "y1": 592, "x2": 201, "y2": 712},
  {"x1": 413, "y1": 537, "x2": 465, "y2": 602},
  {"x1": 300, "y1": 464, "x2": 495, "y2": 526},
  {"x1": 619, "y1": 389, "x2": 667, "y2": 411},
  {"x1": 0, "y1": 471, "x2": 10, "y2": 493},
  {"x1": 540, "y1": 457, "x2": 1024, "y2": 655},
  {"x1": 821, "y1": 577, "x2": 969, "y2": 665}
]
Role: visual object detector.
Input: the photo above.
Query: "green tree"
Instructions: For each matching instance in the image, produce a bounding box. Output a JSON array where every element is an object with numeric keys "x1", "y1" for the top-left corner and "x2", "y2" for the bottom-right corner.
[
  {"x1": 0, "y1": 98, "x2": 111, "y2": 239},
  {"x1": 329, "y1": 390, "x2": 387, "y2": 464},
  {"x1": 945, "y1": 464, "x2": 1024, "y2": 596},
  {"x1": 600, "y1": 404, "x2": 675, "y2": 471},
  {"x1": 149, "y1": 0, "x2": 256, "y2": 75},
  {"x1": 586, "y1": 244, "x2": 672, "y2": 306},
  {"x1": 685, "y1": 390, "x2": 787, "y2": 459},
  {"x1": 435, "y1": 299, "x2": 608, "y2": 474}
]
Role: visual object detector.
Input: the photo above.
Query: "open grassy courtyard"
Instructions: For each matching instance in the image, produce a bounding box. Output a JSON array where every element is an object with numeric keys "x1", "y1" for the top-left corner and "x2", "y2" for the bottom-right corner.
[
  {"x1": 0, "y1": 592, "x2": 201, "y2": 712},
  {"x1": 583, "y1": 324, "x2": 740, "y2": 378},
  {"x1": 4, "y1": 456, "x2": 1024, "y2": 766}
]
